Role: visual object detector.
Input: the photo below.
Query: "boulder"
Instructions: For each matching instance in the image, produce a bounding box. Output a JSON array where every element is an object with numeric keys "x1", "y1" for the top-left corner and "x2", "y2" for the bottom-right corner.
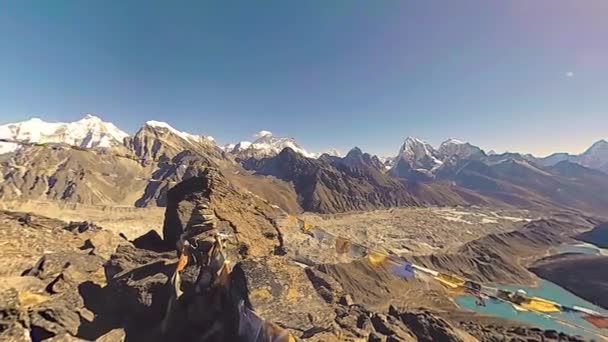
[{"x1": 235, "y1": 256, "x2": 335, "y2": 333}]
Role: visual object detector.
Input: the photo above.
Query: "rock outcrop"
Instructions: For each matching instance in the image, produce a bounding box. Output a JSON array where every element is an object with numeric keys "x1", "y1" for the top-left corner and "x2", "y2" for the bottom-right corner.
[{"x1": 162, "y1": 167, "x2": 284, "y2": 257}]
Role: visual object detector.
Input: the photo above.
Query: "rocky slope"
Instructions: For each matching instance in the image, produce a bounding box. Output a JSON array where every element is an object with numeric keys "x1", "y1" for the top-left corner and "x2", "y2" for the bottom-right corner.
[
  {"x1": 124, "y1": 121, "x2": 220, "y2": 162},
  {"x1": 407, "y1": 214, "x2": 600, "y2": 285},
  {"x1": 0, "y1": 146, "x2": 153, "y2": 206},
  {"x1": 0, "y1": 120, "x2": 236, "y2": 208},
  {"x1": 245, "y1": 147, "x2": 530, "y2": 213},
  {"x1": 0, "y1": 210, "x2": 125, "y2": 341},
  {"x1": 435, "y1": 158, "x2": 608, "y2": 214},
  {"x1": 243, "y1": 147, "x2": 418, "y2": 213}
]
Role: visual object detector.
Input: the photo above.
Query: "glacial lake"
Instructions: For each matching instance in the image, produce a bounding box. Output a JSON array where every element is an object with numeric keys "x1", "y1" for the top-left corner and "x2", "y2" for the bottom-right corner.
[{"x1": 457, "y1": 279, "x2": 608, "y2": 339}]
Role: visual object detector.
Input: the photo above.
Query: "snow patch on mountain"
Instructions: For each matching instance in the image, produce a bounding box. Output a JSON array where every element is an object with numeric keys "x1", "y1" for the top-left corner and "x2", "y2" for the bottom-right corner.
[
  {"x1": 378, "y1": 156, "x2": 396, "y2": 170},
  {"x1": 144, "y1": 120, "x2": 213, "y2": 144},
  {"x1": 443, "y1": 138, "x2": 464, "y2": 145},
  {"x1": 0, "y1": 114, "x2": 128, "y2": 154},
  {"x1": 324, "y1": 148, "x2": 342, "y2": 157}
]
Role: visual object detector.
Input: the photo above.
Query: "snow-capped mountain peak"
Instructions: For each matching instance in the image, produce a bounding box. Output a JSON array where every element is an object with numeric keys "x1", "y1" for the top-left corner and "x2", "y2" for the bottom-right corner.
[
  {"x1": 400, "y1": 136, "x2": 434, "y2": 153},
  {"x1": 584, "y1": 139, "x2": 608, "y2": 154},
  {"x1": 396, "y1": 136, "x2": 442, "y2": 170},
  {"x1": 228, "y1": 130, "x2": 315, "y2": 158},
  {"x1": 578, "y1": 139, "x2": 608, "y2": 172},
  {"x1": 0, "y1": 114, "x2": 129, "y2": 154},
  {"x1": 437, "y1": 138, "x2": 484, "y2": 162}
]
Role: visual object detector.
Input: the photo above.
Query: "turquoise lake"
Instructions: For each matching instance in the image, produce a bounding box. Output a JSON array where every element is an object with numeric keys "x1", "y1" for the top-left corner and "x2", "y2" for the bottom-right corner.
[{"x1": 456, "y1": 280, "x2": 608, "y2": 339}]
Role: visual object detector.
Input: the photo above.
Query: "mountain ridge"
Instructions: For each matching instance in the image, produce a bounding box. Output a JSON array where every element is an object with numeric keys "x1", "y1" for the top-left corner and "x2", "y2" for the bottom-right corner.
[
  {"x1": 2, "y1": 115, "x2": 608, "y2": 216},
  {"x1": 2, "y1": 115, "x2": 606, "y2": 173}
]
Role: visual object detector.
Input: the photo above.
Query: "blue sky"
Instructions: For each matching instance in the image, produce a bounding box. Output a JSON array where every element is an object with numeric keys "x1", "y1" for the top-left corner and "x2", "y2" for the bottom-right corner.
[{"x1": 1, "y1": 1, "x2": 607, "y2": 157}]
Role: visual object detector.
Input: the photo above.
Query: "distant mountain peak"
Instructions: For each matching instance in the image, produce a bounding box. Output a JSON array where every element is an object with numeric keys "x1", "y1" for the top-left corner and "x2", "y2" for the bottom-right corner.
[
  {"x1": 341, "y1": 147, "x2": 385, "y2": 170},
  {"x1": 403, "y1": 136, "x2": 427, "y2": 145},
  {"x1": 0, "y1": 114, "x2": 128, "y2": 154},
  {"x1": 538, "y1": 138, "x2": 608, "y2": 173},
  {"x1": 437, "y1": 138, "x2": 484, "y2": 162},
  {"x1": 395, "y1": 136, "x2": 442, "y2": 171},
  {"x1": 585, "y1": 139, "x2": 608, "y2": 152},
  {"x1": 347, "y1": 146, "x2": 363, "y2": 156},
  {"x1": 228, "y1": 130, "x2": 314, "y2": 159}
]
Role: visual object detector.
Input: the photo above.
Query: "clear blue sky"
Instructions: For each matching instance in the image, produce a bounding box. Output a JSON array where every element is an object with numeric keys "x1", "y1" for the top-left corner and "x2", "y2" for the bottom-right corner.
[{"x1": 1, "y1": 1, "x2": 607, "y2": 157}]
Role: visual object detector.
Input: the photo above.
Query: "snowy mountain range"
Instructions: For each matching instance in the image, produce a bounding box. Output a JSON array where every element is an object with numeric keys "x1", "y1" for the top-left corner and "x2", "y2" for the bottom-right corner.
[
  {"x1": 0, "y1": 115, "x2": 606, "y2": 174},
  {"x1": 224, "y1": 130, "x2": 316, "y2": 159},
  {"x1": 0, "y1": 115, "x2": 342, "y2": 160},
  {"x1": 0, "y1": 114, "x2": 128, "y2": 154},
  {"x1": 387, "y1": 136, "x2": 486, "y2": 176}
]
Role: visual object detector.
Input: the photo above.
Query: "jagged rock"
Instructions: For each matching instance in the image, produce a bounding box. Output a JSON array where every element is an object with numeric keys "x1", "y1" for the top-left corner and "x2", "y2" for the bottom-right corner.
[
  {"x1": 96, "y1": 329, "x2": 126, "y2": 342},
  {"x1": 236, "y1": 256, "x2": 335, "y2": 334},
  {"x1": 25, "y1": 253, "x2": 106, "y2": 289},
  {"x1": 384, "y1": 306, "x2": 478, "y2": 342},
  {"x1": 103, "y1": 244, "x2": 175, "y2": 323},
  {"x1": 131, "y1": 230, "x2": 170, "y2": 252},
  {"x1": 46, "y1": 333, "x2": 87, "y2": 341},
  {"x1": 305, "y1": 267, "x2": 345, "y2": 304},
  {"x1": 369, "y1": 313, "x2": 416, "y2": 341},
  {"x1": 0, "y1": 288, "x2": 27, "y2": 335},
  {"x1": 368, "y1": 331, "x2": 383, "y2": 342},
  {"x1": 0, "y1": 324, "x2": 31, "y2": 342},
  {"x1": 243, "y1": 148, "x2": 422, "y2": 213},
  {"x1": 29, "y1": 302, "x2": 82, "y2": 337},
  {"x1": 63, "y1": 221, "x2": 102, "y2": 234},
  {"x1": 0, "y1": 210, "x2": 131, "y2": 341},
  {"x1": 84, "y1": 230, "x2": 125, "y2": 260},
  {"x1": 340, "y1": 294, "x2": 354, "y2": 306}
]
